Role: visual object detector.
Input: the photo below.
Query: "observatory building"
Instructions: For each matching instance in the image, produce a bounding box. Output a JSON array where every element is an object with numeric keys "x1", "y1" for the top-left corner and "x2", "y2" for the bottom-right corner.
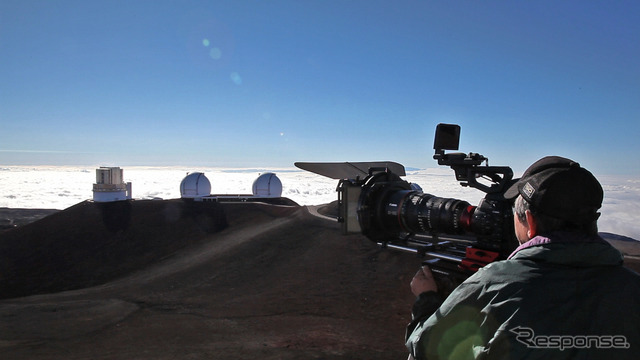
[
  {"x1": 180, "y1": 172, "x2": 212, "y2": 198},
  {"x1": 93, "y1": 167, "x2": 132, "y2": 202},
  {"x1": 252, "y1": 172, "x2": 282, "y2": 198},
  {"x1": 179, "y1": 172, "x2": 283, "y2": 202}
]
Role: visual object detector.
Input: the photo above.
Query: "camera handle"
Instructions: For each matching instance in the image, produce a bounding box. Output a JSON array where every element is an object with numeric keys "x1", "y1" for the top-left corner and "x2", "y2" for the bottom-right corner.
[{"x1": 458, "y1": 166, "x2": 514, "y2": 194}]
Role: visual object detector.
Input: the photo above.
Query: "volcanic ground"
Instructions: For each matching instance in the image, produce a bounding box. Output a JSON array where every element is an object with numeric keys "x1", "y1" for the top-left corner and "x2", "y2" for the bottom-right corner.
[
  {"x1": 0, "y1": 200, "x2": 638, "y2": 359},
  {"x1": 0, "y1": 200, "x2": 425, "y2": 359}
]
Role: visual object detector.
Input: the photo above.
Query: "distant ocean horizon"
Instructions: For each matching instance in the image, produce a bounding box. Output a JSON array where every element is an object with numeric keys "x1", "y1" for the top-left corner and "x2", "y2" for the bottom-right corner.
[{"x1": 1, "y1": 165, "x2": 638, "y2": 241}]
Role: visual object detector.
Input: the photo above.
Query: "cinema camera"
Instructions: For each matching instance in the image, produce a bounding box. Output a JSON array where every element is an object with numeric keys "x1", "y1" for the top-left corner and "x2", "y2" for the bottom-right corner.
[{"x1": 295, "y1": 124, "x2": 519, "y2": 286}]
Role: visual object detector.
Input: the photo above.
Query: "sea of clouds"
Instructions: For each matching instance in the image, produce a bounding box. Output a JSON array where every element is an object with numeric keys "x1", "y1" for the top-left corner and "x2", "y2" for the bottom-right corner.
[{"x1": 0, "y1": 166, "x2": 638, "y2": 240}]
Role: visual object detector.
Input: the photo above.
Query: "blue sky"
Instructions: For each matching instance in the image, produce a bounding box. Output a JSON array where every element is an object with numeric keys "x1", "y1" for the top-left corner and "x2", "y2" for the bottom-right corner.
[{"x1": 1, "y1": 0, "x2": 638, "y2": 175}]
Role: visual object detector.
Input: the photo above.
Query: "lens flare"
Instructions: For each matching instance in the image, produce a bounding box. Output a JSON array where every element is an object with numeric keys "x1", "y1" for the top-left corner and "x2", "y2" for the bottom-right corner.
[
  {"x1": 230, "y1": 72, "x2": 242, "y2": 85},
  {"x1": 209, "y1": 47, "x2": 222, "y2": 60}
]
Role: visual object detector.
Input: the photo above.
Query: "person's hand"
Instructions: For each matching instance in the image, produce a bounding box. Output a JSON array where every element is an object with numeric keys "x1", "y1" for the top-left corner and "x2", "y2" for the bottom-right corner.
[{"x1": 410, "y1": 265, "x2": 438, "y2": 296}]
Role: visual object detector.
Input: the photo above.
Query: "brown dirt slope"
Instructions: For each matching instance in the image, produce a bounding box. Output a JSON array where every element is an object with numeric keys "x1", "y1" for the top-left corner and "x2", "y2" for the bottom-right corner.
[
  {"x1": 0, "y1": 200, "x2": 229, "y2": 299},
  {"x1": 1, "y1": 201, "x2": 637, "y2": 359},
  {"x1": 0, "y1": 208, "x2": 59, "y2": 229},
  {"x1": 0, "y1": 200, "x2": 422, "y2": 359}
]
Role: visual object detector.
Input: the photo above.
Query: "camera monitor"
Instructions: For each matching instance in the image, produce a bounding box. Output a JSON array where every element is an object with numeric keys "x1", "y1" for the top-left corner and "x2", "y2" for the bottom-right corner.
[{"x1": 433, "y1": 124, "x2": 460, "y2": 151}]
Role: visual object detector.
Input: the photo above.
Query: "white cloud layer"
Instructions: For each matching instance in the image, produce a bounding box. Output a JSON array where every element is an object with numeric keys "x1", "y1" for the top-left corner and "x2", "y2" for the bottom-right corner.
[{"x1": 1, "y1": 166, "x2": 638, "y2": 240}]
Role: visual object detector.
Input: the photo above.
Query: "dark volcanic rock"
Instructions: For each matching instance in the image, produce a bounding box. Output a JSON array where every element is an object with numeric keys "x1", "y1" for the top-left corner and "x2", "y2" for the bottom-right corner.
[
  {"x1": 3, "y1": 200, "x2": 636, "y2": 359},
  {"x1": 0, "y1": 200, "x2": 422, "y2": 359},
  {"x1": 0, "y1": 207, "x2": 59, "y2": 229},
  {"x1": 0, "y1": 199, "x2": 228, "y2": 299}
]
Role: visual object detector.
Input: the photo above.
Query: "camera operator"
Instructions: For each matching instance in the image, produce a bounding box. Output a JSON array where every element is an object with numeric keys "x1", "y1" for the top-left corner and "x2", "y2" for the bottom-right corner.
[{"x1": 405, "y1": 156, "x2": 640, "y2": 359}]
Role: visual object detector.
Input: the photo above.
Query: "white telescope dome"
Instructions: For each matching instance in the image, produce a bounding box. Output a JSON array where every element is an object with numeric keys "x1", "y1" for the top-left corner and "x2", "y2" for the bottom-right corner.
[
  {"x1": 180, "y1": 172, "x2": 211, "y2": 198},
  {"x1": 252, "y1": 173, "x2": 282, "y2": 198}
]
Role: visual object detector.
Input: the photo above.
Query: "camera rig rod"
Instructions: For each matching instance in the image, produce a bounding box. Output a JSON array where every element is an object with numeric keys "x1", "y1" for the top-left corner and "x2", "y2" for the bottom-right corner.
[{"x1": 377, "y1": 242, "x2": 464, "y2": 263}]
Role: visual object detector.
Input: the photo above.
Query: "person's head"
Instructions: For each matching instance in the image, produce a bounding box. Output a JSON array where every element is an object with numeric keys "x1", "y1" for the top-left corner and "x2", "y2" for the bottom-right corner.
[{"x1": 505, "y1": 156, "x2": 603, "y2": 243}]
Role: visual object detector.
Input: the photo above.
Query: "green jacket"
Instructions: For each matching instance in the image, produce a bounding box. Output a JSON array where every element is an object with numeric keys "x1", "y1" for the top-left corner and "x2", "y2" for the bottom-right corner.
[{"x1": 406, "y1": 233, "x2": 640, "y2": 360}]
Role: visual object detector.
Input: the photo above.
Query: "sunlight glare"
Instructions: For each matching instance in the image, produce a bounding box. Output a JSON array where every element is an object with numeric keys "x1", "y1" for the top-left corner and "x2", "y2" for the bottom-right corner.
[
  {"x1": 209, "y1": 47, "x2": 222, "y2": 60},
  {"x1": 230, "y1": 72, "x2": 242, "y2": 85}
]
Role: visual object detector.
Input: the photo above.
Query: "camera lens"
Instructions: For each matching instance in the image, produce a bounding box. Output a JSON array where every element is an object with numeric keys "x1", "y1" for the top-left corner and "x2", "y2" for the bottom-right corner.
[{"x1": 383, "y1": 190, "x2": 475, "y2": 235}]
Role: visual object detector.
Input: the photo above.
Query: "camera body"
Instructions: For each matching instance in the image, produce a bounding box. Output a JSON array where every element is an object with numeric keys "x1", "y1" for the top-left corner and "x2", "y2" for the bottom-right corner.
[{"x1": 296, "y1": 124, "x2": 518, "y2": 282}]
